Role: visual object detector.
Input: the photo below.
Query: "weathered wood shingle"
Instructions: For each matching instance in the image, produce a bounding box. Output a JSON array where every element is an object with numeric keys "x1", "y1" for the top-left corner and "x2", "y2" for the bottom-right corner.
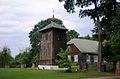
[{"x1": 39, "y1": 22, "x2": 67, "y2": 32}]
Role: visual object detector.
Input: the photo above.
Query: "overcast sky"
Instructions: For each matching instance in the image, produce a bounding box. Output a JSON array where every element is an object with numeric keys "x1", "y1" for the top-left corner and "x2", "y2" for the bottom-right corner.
[{"x1": 0, "y1": 0, "x2": 94, "y2": 57}]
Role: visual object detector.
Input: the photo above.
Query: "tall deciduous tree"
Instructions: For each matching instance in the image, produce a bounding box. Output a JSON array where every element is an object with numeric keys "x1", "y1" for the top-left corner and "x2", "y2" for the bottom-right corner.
[
  {"x1": 59, "y1": 0, "x2": 119, "y2": 72},
  {"x1": 103, "y1": 8, "x2": 120, "y2": 72}
]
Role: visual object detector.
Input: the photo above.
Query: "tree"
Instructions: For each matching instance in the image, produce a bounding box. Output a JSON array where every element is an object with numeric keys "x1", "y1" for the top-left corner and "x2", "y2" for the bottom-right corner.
[
  {"x1": 67, "y1": 30, "x2": 79, "y2": 41},
  {"x1": 103, "y1": 8, "x2": 120, "y2": 72},
  {"x1": 29, "y1": 18, "x2": 63, "y2": 65},
  {"x1": 104, "y1": 29, "x2": 120, "y2": 71},
  {"x1": 0, "y1": 51, "x2": 4, "y2": 67},
  {"x1": 59, "y1": 0, "x2": 119, "y2": 72},
  {"x1": 111, "y1": 7, "x2": 120, "y2": 32},
  {"x1": 15, "y1": 48, "x2": 32, "y2": 67},
  {"x1": 56, "y1": 48, "x2": 72, "y2": 72},
  {"x1": 32, "y1": 53, "x2": 39, "y2": 66},
  {"x1": 79, "y1": 34, "x2": 95, "y2": 40},
  {"x1": 0, "y1": 46, "x2": 13, "y2": 68}
]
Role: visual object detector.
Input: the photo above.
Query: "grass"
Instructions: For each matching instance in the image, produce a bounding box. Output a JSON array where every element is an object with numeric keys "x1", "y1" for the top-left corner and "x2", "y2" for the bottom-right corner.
[{"x1": 0, "y1": 67, "x2": 115, "y2": 79}]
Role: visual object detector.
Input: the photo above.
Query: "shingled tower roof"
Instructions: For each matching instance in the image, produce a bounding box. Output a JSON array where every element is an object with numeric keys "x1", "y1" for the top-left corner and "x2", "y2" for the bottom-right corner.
[{"x1": 39, "y1": 22, "x2": 67, "y2": 32}]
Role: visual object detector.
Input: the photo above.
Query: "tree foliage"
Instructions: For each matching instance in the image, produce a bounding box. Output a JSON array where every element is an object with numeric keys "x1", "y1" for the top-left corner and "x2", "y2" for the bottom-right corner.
[
  {"x1": 104, "y1": 30, "x2": 120, "y2": 62},
  {"x1": 0, "y1": 46, "x2": 13, "y2": 68},
  {"x1": 15, "y1": 48, "x2": 32, "y2": 67},
  {"x1": 79, "y1": 34, "x2": 95, "y2": 40},
  {"x1": 59, "y1": 0, "x2": 119, "y2": 41},
  {"x1": 60, "y1": 0, "x2": 119, "y2": 21},
  {"x1": 67, "y1": 30, "x2": 79, "y2": 41},
  {"x1": 111, "y1": 8, "x2": 120, "y2": 31},
  {"x1": 103, "y1": 8, "x2": 120, "y2": 63},
  {"x1": 56, "y1": 48, "x2": 71, "y2": 71},
  {"x1": 32, "y1": 53, "x2": 39, "y2": 66}
]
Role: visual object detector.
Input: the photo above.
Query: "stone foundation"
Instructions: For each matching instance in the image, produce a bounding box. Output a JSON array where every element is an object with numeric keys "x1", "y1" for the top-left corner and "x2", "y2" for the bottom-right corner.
[
  {"x1": 38, "y1": 65, "x2": 58, "y2": 70},
  {"x1": 37, "y1": 65, "x2": 68, "y2": 70}
]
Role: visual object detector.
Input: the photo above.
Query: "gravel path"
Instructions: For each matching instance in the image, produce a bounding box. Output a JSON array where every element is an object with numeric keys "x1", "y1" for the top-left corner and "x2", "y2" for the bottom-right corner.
[{"x1": 82, "y1": 76, "x2": 120, "y2": 79}]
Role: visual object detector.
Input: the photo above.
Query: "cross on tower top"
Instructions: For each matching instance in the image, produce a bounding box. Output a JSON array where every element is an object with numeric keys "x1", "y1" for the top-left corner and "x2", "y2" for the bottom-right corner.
[{"x1": 52, "y1": 10, "x2": 55, "y2": 21}]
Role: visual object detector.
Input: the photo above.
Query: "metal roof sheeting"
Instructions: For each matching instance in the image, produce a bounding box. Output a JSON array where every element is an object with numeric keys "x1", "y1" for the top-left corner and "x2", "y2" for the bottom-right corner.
[{"x1": 67, "y1": 38, "x2": 98, "y2": 54}]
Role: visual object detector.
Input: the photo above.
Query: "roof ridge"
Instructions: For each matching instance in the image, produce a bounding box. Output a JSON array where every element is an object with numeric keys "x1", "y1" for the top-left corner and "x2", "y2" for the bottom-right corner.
[{"x1": 72, "y1": 38, "x2": 98, "y2": 42}]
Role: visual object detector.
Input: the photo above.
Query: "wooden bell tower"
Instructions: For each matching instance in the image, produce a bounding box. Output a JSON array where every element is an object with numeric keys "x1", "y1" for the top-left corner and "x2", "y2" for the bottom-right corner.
[{"x1": 39, "y1": 20, "x2": 67, "y2": 65}]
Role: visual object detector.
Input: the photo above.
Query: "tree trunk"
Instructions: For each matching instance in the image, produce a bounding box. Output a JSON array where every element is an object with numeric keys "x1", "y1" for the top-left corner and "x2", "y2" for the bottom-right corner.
[
  {"x1": 115, "y1": 61, "x2": 120, "y2": 75},
  {"x1": 97, "y1": 20, "x2": 103, "y2": 72},
  {"x1": 78, "y1": 53, "x2": 83, "y2": 71},
  {"x1": 93, "y1": 1, "x2": 102, "y2": 72},
  {"x1": 113, "y1": 61, "x2": 116, "y2": 73}
]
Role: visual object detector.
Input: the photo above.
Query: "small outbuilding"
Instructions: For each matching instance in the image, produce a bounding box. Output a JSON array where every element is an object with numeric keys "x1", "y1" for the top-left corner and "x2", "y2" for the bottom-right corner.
[{"x1": 67, "y1": 38, "x2": 98, "y2": 67}]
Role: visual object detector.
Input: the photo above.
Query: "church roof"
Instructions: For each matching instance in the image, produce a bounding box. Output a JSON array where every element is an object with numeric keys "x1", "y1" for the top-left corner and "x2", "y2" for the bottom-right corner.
[
  {"x1": 39, "y1": 22, "x2": 67, "y2": 32},
  {"x1": 67, "y1": 38, "x2": 98, "y2": 54}
]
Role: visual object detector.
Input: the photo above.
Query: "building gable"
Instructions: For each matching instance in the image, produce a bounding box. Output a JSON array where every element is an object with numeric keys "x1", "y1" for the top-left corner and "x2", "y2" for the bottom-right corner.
[{"x1": 69, "y1": 44, "x2": 79, "y2": 56}]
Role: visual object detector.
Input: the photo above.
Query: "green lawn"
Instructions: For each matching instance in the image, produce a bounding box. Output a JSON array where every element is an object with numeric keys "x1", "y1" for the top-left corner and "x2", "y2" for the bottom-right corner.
[{"x1": 0, "y1": 67, "x2": 115, "y2": 79}]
